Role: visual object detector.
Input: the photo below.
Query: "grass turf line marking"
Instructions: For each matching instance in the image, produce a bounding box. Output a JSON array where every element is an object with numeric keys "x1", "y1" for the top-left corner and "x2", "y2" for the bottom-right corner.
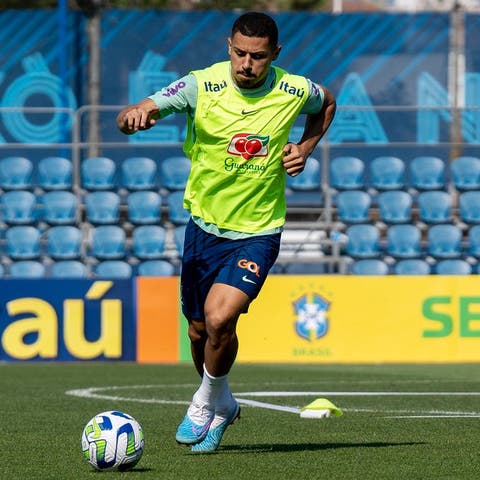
[{"x1": 65, "y1": 386, "x2": 480, "y2": 418}]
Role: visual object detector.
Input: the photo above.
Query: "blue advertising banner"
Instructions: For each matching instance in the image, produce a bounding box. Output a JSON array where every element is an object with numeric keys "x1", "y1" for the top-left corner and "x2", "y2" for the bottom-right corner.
[{"x1": 0, "y1": 279, "x2": 135, "y2": 361}]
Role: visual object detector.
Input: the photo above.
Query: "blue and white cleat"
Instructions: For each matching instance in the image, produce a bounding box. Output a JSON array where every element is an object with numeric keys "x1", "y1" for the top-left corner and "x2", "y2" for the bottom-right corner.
[
  {"x1": 191, "y1": 402, "x2": 240, "y2": 453},
  {"x1": 175, "y1": 405, "x2": 215, "y2": 445}
]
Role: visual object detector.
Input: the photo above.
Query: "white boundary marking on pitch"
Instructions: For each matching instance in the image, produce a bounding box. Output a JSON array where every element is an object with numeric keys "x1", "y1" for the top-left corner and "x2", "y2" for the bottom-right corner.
[{"x1": 65, "y1": 386, "x2": 480, "y2": 418}]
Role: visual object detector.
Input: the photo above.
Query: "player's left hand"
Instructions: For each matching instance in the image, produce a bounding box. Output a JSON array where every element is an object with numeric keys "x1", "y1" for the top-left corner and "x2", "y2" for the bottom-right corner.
[{"x1": 282, "y1": 143, "x2": 307, "y2": 177}]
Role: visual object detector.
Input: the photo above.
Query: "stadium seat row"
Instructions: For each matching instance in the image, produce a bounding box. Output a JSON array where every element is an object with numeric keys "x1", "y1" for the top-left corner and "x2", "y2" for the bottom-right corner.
[
  {"x1": 0, "y1": 259, "x2": 176, "y2": 279},
  {"x1": 0, "y1": 225, "x2": 186, "y2": 262},
  {"x1": 343, "y1": 223, "x2": 480, "y2": 260}
]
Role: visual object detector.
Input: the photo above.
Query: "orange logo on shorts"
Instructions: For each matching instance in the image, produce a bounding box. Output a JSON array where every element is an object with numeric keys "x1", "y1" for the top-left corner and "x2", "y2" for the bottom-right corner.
[{"x1": 238, "y1": 259, "x2": 260, "y2": 277}]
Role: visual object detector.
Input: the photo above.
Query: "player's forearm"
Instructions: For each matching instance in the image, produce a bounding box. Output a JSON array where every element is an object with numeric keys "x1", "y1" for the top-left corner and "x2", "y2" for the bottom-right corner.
[{"x1": 297, "y1": 88, "x2": 336, "y2": 156}]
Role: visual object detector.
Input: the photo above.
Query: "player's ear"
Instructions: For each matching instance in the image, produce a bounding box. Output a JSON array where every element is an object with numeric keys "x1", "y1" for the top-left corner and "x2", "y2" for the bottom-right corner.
[
  {"x1": 227, "y1": 37, "x2": 233, "y2": 55},
  {"x1": 272, "y1": 44, "x2": 281, "y2": 61}
]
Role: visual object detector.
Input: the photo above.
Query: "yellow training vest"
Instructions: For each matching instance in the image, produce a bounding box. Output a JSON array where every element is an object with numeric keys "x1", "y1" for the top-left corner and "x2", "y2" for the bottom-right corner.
[{"x1": 184, "y1": 61, "x2": 309, "y2": 233}]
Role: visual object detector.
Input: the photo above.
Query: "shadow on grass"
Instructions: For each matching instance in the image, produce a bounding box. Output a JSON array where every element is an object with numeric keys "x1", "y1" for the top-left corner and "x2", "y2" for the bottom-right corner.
[{"x1": 218, "y1": 441, "x2": 427, "y2": 454}]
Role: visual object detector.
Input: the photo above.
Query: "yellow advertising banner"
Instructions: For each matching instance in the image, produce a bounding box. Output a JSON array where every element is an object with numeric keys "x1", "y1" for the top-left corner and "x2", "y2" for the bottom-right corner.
[{"x1": 236, "y1": 275, "x2": 480, "y2": 363}]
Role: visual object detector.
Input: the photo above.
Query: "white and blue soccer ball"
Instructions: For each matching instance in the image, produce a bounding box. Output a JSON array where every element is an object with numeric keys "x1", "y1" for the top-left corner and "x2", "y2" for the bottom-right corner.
[{"x1": 81, "y1": 410, "x2": 145, "y2": 471}]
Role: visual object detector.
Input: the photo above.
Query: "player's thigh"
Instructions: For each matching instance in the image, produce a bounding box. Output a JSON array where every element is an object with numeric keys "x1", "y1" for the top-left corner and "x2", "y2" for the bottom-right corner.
[{"x1": 204, "y1": 283, "x2": 250, "y2": 331}]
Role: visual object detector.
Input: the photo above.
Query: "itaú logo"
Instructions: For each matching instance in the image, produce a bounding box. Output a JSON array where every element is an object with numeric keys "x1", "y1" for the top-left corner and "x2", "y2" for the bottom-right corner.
[{"x1": 227, "y1": 133, "x2": 270, "y2": 160}]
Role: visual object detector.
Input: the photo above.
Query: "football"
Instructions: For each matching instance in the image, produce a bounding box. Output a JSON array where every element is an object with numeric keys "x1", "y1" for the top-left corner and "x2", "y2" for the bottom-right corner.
[{"x1": 81, "y1": 410, "x2": 144, "y2": 471}]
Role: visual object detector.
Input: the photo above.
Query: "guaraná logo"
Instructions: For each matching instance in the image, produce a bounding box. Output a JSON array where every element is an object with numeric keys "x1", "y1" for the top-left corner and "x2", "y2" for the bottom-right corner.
[
  {"x1": 293, "y1": 293, "x2": 330, "y2": 341},
  {"x1": 227, "y1": 133, "x2": 270, "y2": 160}
]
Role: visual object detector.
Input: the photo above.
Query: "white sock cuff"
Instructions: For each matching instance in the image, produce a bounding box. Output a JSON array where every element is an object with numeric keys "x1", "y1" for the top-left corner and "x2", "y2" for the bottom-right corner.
[{"x1": 203, "y1": 364, "x2": 228, "y2": 383}]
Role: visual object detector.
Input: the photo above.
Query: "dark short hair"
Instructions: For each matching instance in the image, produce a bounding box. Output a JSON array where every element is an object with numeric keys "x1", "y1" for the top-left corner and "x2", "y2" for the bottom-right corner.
[{"x1": 231, "y1": 12, "x2": 278, "y2": 48}]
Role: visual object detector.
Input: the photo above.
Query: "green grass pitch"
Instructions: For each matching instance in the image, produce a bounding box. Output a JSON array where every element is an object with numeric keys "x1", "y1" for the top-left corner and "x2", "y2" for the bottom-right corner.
[{"x1": 1, "y1": 363, "x2": 479, "y2": 479}]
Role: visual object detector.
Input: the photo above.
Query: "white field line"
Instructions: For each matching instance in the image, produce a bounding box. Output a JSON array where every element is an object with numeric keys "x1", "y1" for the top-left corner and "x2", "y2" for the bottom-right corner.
[{"x1": 65, "y1": 386, "x2": 480, "y2": 418}]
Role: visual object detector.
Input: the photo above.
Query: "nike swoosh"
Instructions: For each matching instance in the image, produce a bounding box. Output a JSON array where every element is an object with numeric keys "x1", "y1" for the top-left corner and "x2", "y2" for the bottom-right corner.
[
  {"x1": 242, "y1": 275, "x2": 257, "y2": 284},
  {"x1": 241, "y1": 109, "x2": 257, "y2": 115}
]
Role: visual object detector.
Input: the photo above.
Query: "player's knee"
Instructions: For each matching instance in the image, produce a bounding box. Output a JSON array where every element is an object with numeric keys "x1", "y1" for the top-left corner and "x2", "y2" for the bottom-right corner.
[
  {"x1": 205, "y1": 311, "x2": 237, "y2": 346},
  {"x1": 188, "y1": 321, "x2": 206, "y2": 344}
]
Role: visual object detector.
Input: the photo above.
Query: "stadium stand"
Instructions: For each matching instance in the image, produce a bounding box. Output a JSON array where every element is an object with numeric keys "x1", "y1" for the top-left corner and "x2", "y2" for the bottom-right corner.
[
  {"x1": 37, "y1": 157, "x2": 73, "y2": 191},
  {"x1": 127, "y1": 190, "x2": 162, "y2": 225},
  {"x1": 137, "y1": 259, "x2": 176, "y2": 277},
  {"x1": 377, "y1": 190, "x2": 413, "y2": 224},
  {"x1": 0, "y1": 156, "x2": 33, "y2": 190},
  {"x1": 81, "y1": 156, "x2": 116, "y2": 191},
  {"x1": 41, "y1": 190, "x2": 78, "y2": 225},
  {"x1": 46, "y1": 225, "x2": 83, "y2": 260},
  {"x1": 6, "y1": 226, "x2": 41, "y2": 260},
  {"x1": 1, "y1": 190, "x2": 36, "y2": 225},
  {"x1": 427, "y1": 224, "x2": 463, "y2": 259},
  {"x1": 350, "y1": 258, "x2": 389, "y2": 275},
  {"x1": 159, "y1": 156, "x2": 191, "y2": 191},
  {"x1": 417, "y1": 190, "x2": 452, "y2": 224},
  {"x1": 121, "y1": 156, "x2": 157, "y2": 191},
  {"x1": 393, "y1": 258, "x2": 431, "y2": 275},
  {"x1": 335, "y1": 190, "x2": 371, "y2": 224},
  {"x1": 386, "y1": 224, "x2": 422, "y2": 259},
  {"x1": 96, "y1": 260, "x2": 133, "y2": 278},
  {"x1": 409, "y1": 156, "x2": 446, "y2": 192},
  {"x1": 85, "y1": 191, "x2": 121, "y2": 225},
  {"x1": 166, "y1": 190, "x2": 190, "y2": 225},
  {"x1": 369, "y1": 156, "x2": 406, "y2": 191},
  {"x1": 345, "y1": 224, "x2": 380, "y2": 259},
  {"x1": 132, "y1": 225, "x2": 167, "y2": 260},
  {"x1": 330, "y1": 156, "x2": 365, "y2": 191},
  {"x1": 9, "y1": 260, "x2": 46, "y2": 278},
  {"x1": 91, "y1": 225, "x2": 126, "y2": 260},
  {"x1": 435, "y1": 259, "x2": 472, "y2": 275},
  {"x1": 450, "y1": 156, "x2": 480, "y2": 191},
  {"x1": 50, "y1": 260, "x2": 88, "y2": 278},
  {"x1": 459, "y1": 191, "x2": 480, "y2": 225}
]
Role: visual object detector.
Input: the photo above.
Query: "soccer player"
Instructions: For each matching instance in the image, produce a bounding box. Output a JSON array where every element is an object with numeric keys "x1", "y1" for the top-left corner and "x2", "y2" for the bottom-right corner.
[{"x1": 116, "y1": 11, "x2": 336, "y2": 452}]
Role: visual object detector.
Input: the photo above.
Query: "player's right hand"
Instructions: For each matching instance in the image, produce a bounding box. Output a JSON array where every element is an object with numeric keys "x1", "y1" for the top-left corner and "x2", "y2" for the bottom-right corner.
[{"x1": 117, "y1": 107, "x2": 156, "y2": 135}]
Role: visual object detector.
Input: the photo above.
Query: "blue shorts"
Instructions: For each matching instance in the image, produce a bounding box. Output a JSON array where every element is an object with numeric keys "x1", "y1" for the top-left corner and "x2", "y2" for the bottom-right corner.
[{"x1": 180, "y1": 219, "x2": 281, "y2": 320}]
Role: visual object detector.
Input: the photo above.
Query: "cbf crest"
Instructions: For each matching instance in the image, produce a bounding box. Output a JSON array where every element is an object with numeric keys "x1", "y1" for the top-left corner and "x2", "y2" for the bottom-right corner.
[{"x1": 293, "y1": 293, "x2": 330, "y2": 341}]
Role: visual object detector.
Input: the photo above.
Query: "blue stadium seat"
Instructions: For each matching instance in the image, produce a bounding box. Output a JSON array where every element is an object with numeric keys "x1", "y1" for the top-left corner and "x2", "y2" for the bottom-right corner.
[
  {"x1": 350, "y1": 258, "x2": 389, "y2": 275},
  {"x1": 450, "y1": 156, "x2": 480, "y2": 191},
  {"x1": 159, "y1": 156, "x2": 191, "y2": 191},
  {"x1": 427, "y1": 224, "x2": 462, "y2": 259},
  {"x1": 369, "y1": 156, "x2": 406, "y2": 191},
  {"x1": 1, "y1": 190, "x2": 36, "y2": 225},
  {"x1": 386, "y1": 224, "x2": 422, "y2": 259},
  {"x1": 346, "y1": 224, "x2": 380, "y2": 258},
  {"x1": 394, "y1": 259, "x2": 431, "y2": 275},
  {"x1": 467, "y1": 225, "x2": 480, "y2": 258},
  {"x1": 96, "y1": 260, "x2": 133, "y2": 278},
  {"x1": 50, "y1": 260, "x2": 87, "y2": 278},
  {"x1": 377, "y1": 190, "x2": 412, "y2": 224},
  {"x1": 409, "y1": 156, "x2": 446, "y2": 191},
  {"x1": 459, "y1": 191, "x2": 480, "y2": 225},
  {"x1": 127, "y1": 191, "x2": 162, "y2": 225},
  {"x1": 46, "y1": 225, "x2": 83, "y2": 260},
  {"x1": 85, "y1": 191, "x2": 121, "y2": 225},
  {"x1": 137, "y1": 260, "x2": 176, "y2": 276},
  {"x1": 121, "y1": 157, "x2": 157, "y2": 191},
  {"x1": 91, "y1": 225, "x2": 126, "y2": 260},
  {"x1": 167, "y1": 190, "x2": 190, "y2": 225},
  {"x1": 417, "y1": 191, "x2": 452, "y2": 224},
  {"x1": 0, "y1": 264, "x2": 4, "y2": 277},
  {"x1": 9, "y1": 260, "x2": 46, "y2": 278},
  {"x1": 286, "y1": 157, "x2": 321, "y2": 191},
  {"x1": 330, "y1": 156, "x2": 365, "y2": 191},
  {"x1": 38, "y1": 156, "x2": 73, "y2": 191},
  {"x1": 132, "y1": 225, "x2": 167, "y2": 260},
  {"x1": 435, "y1": 259, "x2": 472, "y2": 275},
  {"x1": 174, "y1": 225, "x2": 186, "y2": 257},
  {"x1": 81, "y1": 156, "x2": 116, "y2": 191},
  {"x1": 0, "y1": 156, "x2": 33, "y2": 190},
  {"x1": 336, "y1": 190, "x2": 371, "y2": 224},
  {"x1": 6, "y1": 226, "x2": 41, "y2": 260},
  {"x1": 41, "y1": 190, "x2": 78, "y2": 225}
]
